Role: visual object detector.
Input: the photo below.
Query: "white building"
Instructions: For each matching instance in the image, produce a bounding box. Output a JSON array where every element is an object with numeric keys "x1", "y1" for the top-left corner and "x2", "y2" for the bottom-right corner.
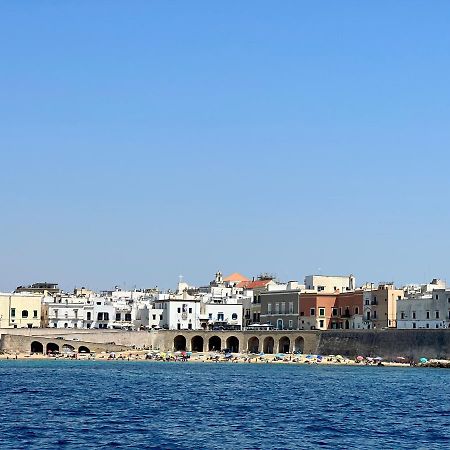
[
  {"x1": 397, "y1": 289, "x2": 450, "y2": 329},
  {"x1": 47, "y1": 294, "x2": 95, "y2": 329},
  {"x1": 304, "y1": 274, "x2": 356, "y2": 293}
]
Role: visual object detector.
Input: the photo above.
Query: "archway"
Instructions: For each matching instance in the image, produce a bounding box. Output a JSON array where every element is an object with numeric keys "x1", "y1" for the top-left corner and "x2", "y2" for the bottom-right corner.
[
  {"x1": 263, "y1": 336, "x2": 274, "y2": 354},
  {"x1": 345, "y1": 320, "x2": 350, "y2": 329},
  {"x1": 191, "y1": 335, "x2": 204, "y2": 352},
  {"x1": 247, "y1": 336, "x2": 260, "y2": 353},
  {"x1": 78, "y1": 346, "x2": 90, "y2": 353},
  {"x1": 31, "y1": 341, "x2": 43, "y2": 354},
  {"x1": 278, "y1": 336, "x2": 290, "y2": 353},
  {"x1": 174, "y1": 335, "x2": 187, "y2": 351},
  {"x1": 208, "y1": 335, "x2": 221, "y2": 351},
  {"x1": 226, "y1": 336, "x2": 240, "y2": 353},
  {"x1": 294, "y1": 336, "x2": 304, "y2": 353},
  {"x1": 62, "y1": 344, "x2": 75, "y2": 353},
  {"x1": 46, "y1": 342, "x2": 59, "y2": 354}
]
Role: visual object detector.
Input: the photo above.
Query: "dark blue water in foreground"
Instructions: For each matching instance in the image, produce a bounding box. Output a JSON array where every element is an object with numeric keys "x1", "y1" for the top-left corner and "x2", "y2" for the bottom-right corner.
[{"x1": 0, "y1": 361, "x2": 449, "y2": 449}]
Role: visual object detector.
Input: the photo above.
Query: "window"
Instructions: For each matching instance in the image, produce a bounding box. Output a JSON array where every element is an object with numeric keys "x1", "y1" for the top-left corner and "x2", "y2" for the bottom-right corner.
[
  {"x1": 188, "y1": 308, "x2": 192, "y2": 314},
  {"x1": 177, "y1": 308, "x2": 181, "y2": 313},
  {"x1": 435, "y1": 311, "x2": 440, "y2": 319},
  {"x1": 208, "y1": 313, "x2": 213, "y2": 319},
  {"x1": 319, "y1": 320, "x2": 324, "y2": 328},
  {"x1": 152, "y1": 314, "x2": 156, "y2": 320},
  {"x1": 412, "y1": 311, "x2": 416, "y2": 319},
  {"x1": 188, "y1": 323, "x2": 192, "y2": 330},
  {"x1": 116, "y1": 313, "x2": 121, "y2": 321},
  {"x1": 98, "y1": 313, "x2": 103, "y2": 320},
  {"x1": 275, "y1": 303, "x2": 280, "y2": 314},
  {"x1": 74, "y1": 310, "x2": 78, "y2": 319},
  {"x1": 33, "y1": 310, "x2": 38, "y2": 319},
  {"x1": 354, "y1": 307, "x2": 359, "y2": 315},
  {"x1": 177, "y1": 323, "x2": 181, "y2": 330},
  {"x1": 412, "y1": 322, "x2": 416, "y2": 329},
  {"x1": 267, "y1": 303, "x2": 272, "y2": 314},
  {"x1": 319, "y1": 308, "x2": 325, "y2": 317},
  {"x1": 125, "y1": 313, "x2": 132, "y2": 322},
  {"x1": 426, "y1": 323, "x2": 430, "y2": 329},
  {"x1": 332, "y1": 308, "x2": 338, "y2": 316},
  {"x1": 280, "y1": 303, "x2": 285, "y2": 314},
  {"x1": 310, "y1": 308, "x2": 315, "y2": 316},
  {"x1": 159, "y1": 315, "x2": 163, "y2": 320},
  {"x1": 373, "y1": 310, "x2": 377, "y2": 319},
  {"x1": 218, "y1": 313, "x2": 224, "y2": 321},
  {"x1": 74, "y1": 323, "x2": 77, "y2": 328},
  {"x1": 104, "y1": 313, "x2": 109, "y2": 320},
  {"x1": 11, "y1": 308, "x2": 16, "y2": 317},
  {"x1": 22, "y1": 310, "x2": 28, "y2": 318},
  {"x1": 87, "y1": 312, "x2": 91, "y2": 320},
  {"x1": 426, "y1": 311, "x2": 430, "y2": 319},
  {"x1": 400, "y1": 312, "x2": 405, "y2": 320},
  {"x1": 289, "y1": 302, "x2": 294, "y2": 314},
  {"x1": 232, "y1": 313, "x2": 238, "y2": 320},
  {"x1": 288, "y1": 319, "x2": 293, "y2": 329}
]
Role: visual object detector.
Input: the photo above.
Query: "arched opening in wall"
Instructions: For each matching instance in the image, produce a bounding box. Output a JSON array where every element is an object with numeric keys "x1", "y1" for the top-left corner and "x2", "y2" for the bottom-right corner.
[
  {"x1": 294, "y1": 336, "x2": 304, "y2": 353},
  {"x1": 345, "y1": 320, "x2": 350, "y2": 329},
  {"x1": 263, "y1": 337, "x2": 274, "y2": 354},
  {"x1": 46, "y1": 343, "x2": 59, "y2": 354},
  {"x1": 247, "y1": 336, "x2": 260, "y2": 353},
  {"x1": 208, "y1": 335, "x2": 221, "y2": 351},
  {"x1": 278, "y1": 336, "x2": 290, "y2": 353},
  {"x1": 226, "y1": 336, "x2": 239, "y2": 353},
  {"x1": 78, "y1": 346, "x2": 90, "y2": 353},
  {"x1": 62, "y1": 344, "x2": 75, "y2": 353},
  {"x1": 31, "y1": 341, "x2": 43, "y2": 354},
  {"x1": 174, "y1": 335, "x2": 187, "y2": 351},
  {"x1": 191, "y1": 336, "x2": 204, "y2": 352}
]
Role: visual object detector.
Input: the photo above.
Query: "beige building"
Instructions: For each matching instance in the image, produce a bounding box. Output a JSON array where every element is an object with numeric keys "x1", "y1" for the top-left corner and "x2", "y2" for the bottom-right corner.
[
  {"x1": 363, "y1": 283, "x2": 404, "y2": 329},
  {"x1": 0, "y1": 293, "x2": 45, "y2": 328}
]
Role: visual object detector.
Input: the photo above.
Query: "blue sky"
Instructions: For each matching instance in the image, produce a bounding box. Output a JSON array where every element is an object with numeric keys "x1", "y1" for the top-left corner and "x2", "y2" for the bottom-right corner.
[{"x1": 1, "y1": 1, "x2": 449, "y2": 291}]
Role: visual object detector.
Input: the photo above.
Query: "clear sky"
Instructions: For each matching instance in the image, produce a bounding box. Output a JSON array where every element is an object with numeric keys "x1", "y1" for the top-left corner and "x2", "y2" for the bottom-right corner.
[{"x1": 1, "y1": 1, "x2": 450, "y2": 292}]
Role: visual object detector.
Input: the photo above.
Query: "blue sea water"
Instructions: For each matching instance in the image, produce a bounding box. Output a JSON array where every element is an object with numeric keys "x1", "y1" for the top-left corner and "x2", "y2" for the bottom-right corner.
[{"x1": 0, "y1": 361, "x2": 449, "y2": 449}]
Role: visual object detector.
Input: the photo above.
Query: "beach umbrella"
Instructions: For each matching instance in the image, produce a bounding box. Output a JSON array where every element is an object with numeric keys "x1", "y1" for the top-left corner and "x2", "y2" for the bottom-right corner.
[
  {"x1": 259, "y1": 352, "x2": 265, "y2": 356},
  {"x1": 225, "y1": 353, "x2": 232, "y2": 358},
  {"x1": 275, "y1": 353, "x2": 285, "y2": 358},
  {"x1": 356, "y1": 356, "x2": 364, "y2": 361},
  {"x1": 317, "y1": 355, "x2": 323, "y2": 360},
  {"x1": 419, "y1": 357, "x2": 428, "y2": 364},
  {"x1": 306, "y1": 355, "x2": 313, "y2": 359},
  {"x1": 396, "y1": 356, "x2": 406, "y2": 361},
  {"x1": 374, "y1": 357, "x2": 383, "y2": 361}
]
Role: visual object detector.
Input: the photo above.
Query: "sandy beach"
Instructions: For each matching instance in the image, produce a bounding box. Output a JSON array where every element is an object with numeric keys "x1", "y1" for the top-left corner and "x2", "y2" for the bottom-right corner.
[{"x1": 2, "y1": 350, "x2": 444, "y2": 367}]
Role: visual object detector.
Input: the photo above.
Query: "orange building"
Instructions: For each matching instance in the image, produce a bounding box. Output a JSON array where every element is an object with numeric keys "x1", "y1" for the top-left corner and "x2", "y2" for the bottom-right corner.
[{"x1": 298, "y1": 290, "x2": 364, "y2": 330}]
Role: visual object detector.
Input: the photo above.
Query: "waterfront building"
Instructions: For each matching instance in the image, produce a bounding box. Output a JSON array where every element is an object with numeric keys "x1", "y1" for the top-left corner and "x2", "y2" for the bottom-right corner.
[
  {"x1": 363, "y1": 283, "x2": 404, "y2": 329},
  {"x1": 397, "y1": 287, "x2": 450, "y2": 329},
  {"x1": 304, "y1": 274, "x2": 356, "y2": 293},
  {"x1": 47, "y1": 294, "x2": 94, "y2": 329},
  {"x1": 0, "y1": 292, "x2": 48, "y2": 328},
  {"x1": 260, "y1": 288, "x2": 301, "y2": 330},
  {"x1": 238, "y1": 275, "x2": 281, "y2": 325}
]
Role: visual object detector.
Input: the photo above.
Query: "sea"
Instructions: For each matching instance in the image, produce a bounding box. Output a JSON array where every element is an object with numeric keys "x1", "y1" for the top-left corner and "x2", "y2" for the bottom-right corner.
[{"x1": 0, "y1": 360, "x2": 449, "y2": 449}]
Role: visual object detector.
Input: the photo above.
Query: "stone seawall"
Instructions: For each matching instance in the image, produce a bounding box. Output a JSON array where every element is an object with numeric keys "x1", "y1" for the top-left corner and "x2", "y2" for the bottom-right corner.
[
  {"x1": 2, "y1": 328, "x2": 450, "y2": 359},
  {"x1": 317, "y1": 330, "x2": 450, "y2": 360}
]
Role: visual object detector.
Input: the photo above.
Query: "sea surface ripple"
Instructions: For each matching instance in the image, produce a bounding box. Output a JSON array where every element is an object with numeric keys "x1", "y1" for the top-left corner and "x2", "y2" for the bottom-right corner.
[{"x1": 0, "y1": 360, "x2": 449, "y2": 449}]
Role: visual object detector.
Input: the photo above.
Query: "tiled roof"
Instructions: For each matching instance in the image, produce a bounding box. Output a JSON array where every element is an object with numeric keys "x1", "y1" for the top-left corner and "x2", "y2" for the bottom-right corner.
[
  {"x1": 223, "y1": 272, "x2": 250, "y2": 283},
  {"x1": 237, "y1": 279, "x2": 272, "y2": 289}
]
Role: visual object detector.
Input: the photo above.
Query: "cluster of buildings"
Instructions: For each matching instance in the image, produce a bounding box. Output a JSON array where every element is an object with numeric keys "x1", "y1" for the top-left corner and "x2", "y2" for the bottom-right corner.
[{"x1": 1, "y1": 273, "x2": 449, "y2": 331}]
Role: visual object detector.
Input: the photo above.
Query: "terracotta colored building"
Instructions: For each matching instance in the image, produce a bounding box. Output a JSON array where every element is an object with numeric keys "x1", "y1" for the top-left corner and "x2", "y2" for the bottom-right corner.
[{"x1": 298, "y1": 291, "x2": 364, "y2": 330}]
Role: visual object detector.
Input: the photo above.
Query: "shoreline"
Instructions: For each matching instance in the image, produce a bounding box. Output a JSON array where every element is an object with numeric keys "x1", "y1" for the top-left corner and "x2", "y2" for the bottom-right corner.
[{"x1": 2, "y1": 350, "x2": 447, "y2": 368}]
